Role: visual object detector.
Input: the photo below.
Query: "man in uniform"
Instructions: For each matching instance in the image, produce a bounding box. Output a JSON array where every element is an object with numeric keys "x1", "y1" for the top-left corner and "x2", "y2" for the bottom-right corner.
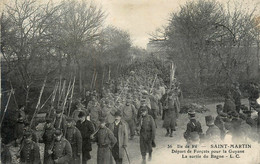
[
  {"x1": 19, "y1": 130, "x2": 41, "y2": 164},
  {"x1": 91, "y1": 117, "x2": 117, "y2": 164},
  {"x1": 76, "y1": 111, "x2": 95, "y2": 164},
  {"x1": 65, "y1": 118, "x2": 82, "y2": 164},
  {"x1": 41, "y1": 118, "x2": 55, "y2": 164},
  {"x1": 184, "y1": 110, "x2": 203, "y2": 141},
  {"x1": 139, "y1": 106, "x2": 156, "y2": 164},
  {"x1": 49, "y1": 129, "x2": 72, "y2": 164},
  {"x1": 109, "y1": 111, "x2": 128, "y2": 164}
]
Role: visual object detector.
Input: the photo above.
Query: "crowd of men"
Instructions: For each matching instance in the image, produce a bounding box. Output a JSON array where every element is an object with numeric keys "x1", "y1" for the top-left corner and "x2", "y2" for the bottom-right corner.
[
  {"x1": 1, "y1": 61, "x2": 260, "y2": 164},
  {"x1": 1, "y1": 60, "x2": 183, "y2": 164},
  {"x1": 183, "y1": 82, "x2": 260, "y2": 145}
]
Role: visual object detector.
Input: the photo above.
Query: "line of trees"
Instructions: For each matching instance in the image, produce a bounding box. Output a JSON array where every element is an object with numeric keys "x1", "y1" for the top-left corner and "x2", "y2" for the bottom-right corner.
[
  {"x1": 1, "y1": 0, "x2": 143, "y2": 111},
  {"x1": 151, "y1": 0, "x2": 260, "y2": 96}
]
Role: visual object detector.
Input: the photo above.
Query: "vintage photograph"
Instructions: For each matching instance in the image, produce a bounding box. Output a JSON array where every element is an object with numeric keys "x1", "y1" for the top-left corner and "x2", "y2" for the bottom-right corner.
[{"x1": 1, "y1": 0, "x2": 260, "y2": 164}]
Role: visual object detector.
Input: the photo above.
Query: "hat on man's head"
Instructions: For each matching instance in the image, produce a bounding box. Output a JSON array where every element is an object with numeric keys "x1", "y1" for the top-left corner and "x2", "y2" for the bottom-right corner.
[
  {"x1": 23, "y1": 130, "x2": 33, "y2": 138},
  {"x1": 140, "y1": 106, "x2": 148, "y2": 112},
  {"x1": 78, "y1": 111, "x2": 86, "y2": 118},
  {"x1": 188, "y1": 109, "x2": 196, "y2": 118},
  {"x1": 216, "y1": 104, "x2": 223, "y2": 109},
  {"x1": 114, "y1": 110, "x2": 122, "y2": 117},
  {"x1": 54, "y1": 129, "x2": 63, "y2": 136}
]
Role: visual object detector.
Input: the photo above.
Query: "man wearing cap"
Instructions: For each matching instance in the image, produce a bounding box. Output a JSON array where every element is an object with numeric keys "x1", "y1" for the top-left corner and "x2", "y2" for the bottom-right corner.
[
  {"x1": 122, "y1": 98, "x2": 137, "y2": 140},
  {"x1": 138, "y1": 106, "x2": 156, "y2": 164},
  {"x1": 108, "y1": 111, "x2": 128, "y2": 164},
  {"x1": 20, "y1": 130, "x2": 41, "y2": 164},
  {"x1": 76, "y1": 111, "x2": 95, "y2": 164},
  {"x1": 184, "y1": 110, "x2": 203, "y2": 141},
  {"x1": 54, "y1": 108, "x2": 67, "y2": 134},
  {"x1": 42, "y1": 118, "x2": 55, "y2": 164},
  {"x1": 205, "y1": 115, "x2": 221, "y2": 142},
  {"x1": 91, "y1": 117, "x2": 117, "y2": 164},
  {"x1": 163, "y1": 91, "x2": 178, "y2": 137},
  {"x1": 65, "y1": 118, "x2": 82, "y2": 164},
  {"x1": 49, "y1": 129, "x2": 72, "y2": 164}
]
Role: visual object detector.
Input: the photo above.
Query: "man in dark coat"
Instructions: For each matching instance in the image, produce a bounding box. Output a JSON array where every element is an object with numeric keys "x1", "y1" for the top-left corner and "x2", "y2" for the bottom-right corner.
[
  {"x1": 109, "y1": 110, "x2": 128, "y2": 164},
  {"x1": 19, "y1": 130, "x2": 41, "y2": 164},
  {"x1": 41, "y1": 118, "x2": 55, "y2": 164},
  {"x1": 184, "y1": 110, "x2": 203, "y2": 141},
  {"x1": 205, "y1": 115, "x2": 221, "y2": 141},
  {"x1": 91, "y1": 117, "x2": 117, "y2": 164},
  {"x1": 139, "y1": 106, "x2": 156, "y2": 164},
  {"x1": 76, "y1": 111, "x2": 95, "y2": 164},
  {"x1": 49, "y1": 129, "x2": 72, "y2": 164},
  {"x1": 65, "y1": 118, "x2": 82, "y2": 164}
]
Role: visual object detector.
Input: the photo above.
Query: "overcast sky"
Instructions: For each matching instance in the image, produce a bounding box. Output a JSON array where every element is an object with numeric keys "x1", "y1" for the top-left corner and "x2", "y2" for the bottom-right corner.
[{"x1": 1, "y1": 0, "x2": 259, "y2": 49}]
